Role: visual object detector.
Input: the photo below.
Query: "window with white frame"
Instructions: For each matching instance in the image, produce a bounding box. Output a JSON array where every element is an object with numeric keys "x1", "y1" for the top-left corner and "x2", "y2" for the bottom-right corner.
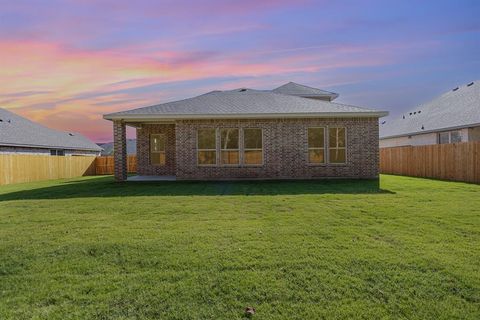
[
  {"x1": 328, "y1": 127, "x2": 346, "y2": 163},
  {"x1": 307, "y1": 127, "x2": 325, "y2": 164},
  {"x1": 243, "y1": 128, "x2": 263, "y2": 165},
  {"x1": 150, "y1": 134, "x2": 166, "y2": 165},
  {"x1": 50, "y1": 149, "x2": 65, "y2": 156},
  {"x1": 438, "y1": 132, "x2": 449, "y2": 144},
  {"x1": 220, "y1": 128, "x2": 239, "y2": 165},
  {"x1": 438, "y1": 131, "x2": 461, "y2": 144},
  {"x1": 197, "y1": 129, "x2": 217, "y2": 165},
  {"x1": 450, "y1": 131, "x2": 462, "y2": 143}
]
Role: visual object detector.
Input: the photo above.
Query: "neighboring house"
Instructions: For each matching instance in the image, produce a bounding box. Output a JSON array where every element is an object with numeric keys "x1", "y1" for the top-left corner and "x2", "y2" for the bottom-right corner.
[
  {"x1": 104, "y1": 82, "x2": 388, "y2": 181},
  {"x1": 98, "y1": 139, "x2": 137, "y2": 156},
  {"x1": 380, "y1": 81, "x2": 480, "y2": 147},
  {"x1": 0, "y1": 108, "x2": 102, "y2": 156}
]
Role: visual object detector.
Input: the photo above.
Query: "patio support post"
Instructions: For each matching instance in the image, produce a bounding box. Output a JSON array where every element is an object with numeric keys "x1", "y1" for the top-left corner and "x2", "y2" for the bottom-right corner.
[{"x1": 113, "y1": 120, "x2": 127, "y2": 181}]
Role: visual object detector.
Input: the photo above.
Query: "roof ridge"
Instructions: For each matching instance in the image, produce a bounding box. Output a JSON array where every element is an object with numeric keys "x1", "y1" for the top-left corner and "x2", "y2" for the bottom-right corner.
[
  {"x1": 104, "y1": 91, "x2": 219, "y2": 116},
  {"x1": 281, "y1": 81, "x2": 337, "y2": 95}
]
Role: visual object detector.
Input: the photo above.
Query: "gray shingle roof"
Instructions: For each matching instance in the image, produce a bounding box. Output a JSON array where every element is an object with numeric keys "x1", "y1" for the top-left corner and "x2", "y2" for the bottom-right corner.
[
  {"x1": 272, "y1": 82, "x2": 339, "y2": 100},
  {"x1": 105, "y1": 88, "x2": 385, "y2": 120},
  {"x1": 98, "y1": 139, "x2": 136, "y2": 156},
  {"x1": 0, "y1": 108, "x2": 102, "y2": 151},
  {"x1": 380, "y1": 81, "x2": 480, "y2": 139}
]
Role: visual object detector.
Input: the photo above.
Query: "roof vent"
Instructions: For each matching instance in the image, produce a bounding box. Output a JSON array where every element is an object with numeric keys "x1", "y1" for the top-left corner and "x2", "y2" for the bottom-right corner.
[
  {"x1": 413, "y1": 112, "x2": 416, "y2": 115},
  {"x1": 421, "y1": 125, "x2": 425, "y2": 130},
  {"x1": 418, "y1": 110, "x2": 421, "y2": 114},
  {"x1": 402, "y1": 115, "x2": 405, "y2": 119},
  {"x1": 0, "y1": 119, "x2": 3, "y2": 122},
  {"x1": 381, "y1": 120, "x2": 386, "y2": 125},
  {"x1": 409, "y1": 112, "x2": 412, "y2": 115},
  {"x1": 239, "y1": 88, "x2": 247, "y2": 92},
  {"x1": 467, "y1": 82, "x2": 474, "y2": 87},
  {"x1": 452, "y1": 87, "x2": 459, "y2": 91}
]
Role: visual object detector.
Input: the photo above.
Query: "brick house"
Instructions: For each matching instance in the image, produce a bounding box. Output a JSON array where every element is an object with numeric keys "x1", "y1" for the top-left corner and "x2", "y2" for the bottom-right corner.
[{"x1": 104, "y1": 82, "x2": 388, "y2": 181}]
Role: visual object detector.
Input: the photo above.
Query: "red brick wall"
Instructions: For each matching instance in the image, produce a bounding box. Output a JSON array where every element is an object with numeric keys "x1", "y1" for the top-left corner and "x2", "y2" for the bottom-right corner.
[
  {"x1": 113, "y1": 120, "x2": 127, "y2": 181},
  {"x1": 173, "y1": 118, "x2": 379, "y2": 180},
  {"x1": 136, "y1": 124, "x2": 176, "y2": 176},
  {"x1": 136, "y1": 118, "x2": 379, "y2": 180}
]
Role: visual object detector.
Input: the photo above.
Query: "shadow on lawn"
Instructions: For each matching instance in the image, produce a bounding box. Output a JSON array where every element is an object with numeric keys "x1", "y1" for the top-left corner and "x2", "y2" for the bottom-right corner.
[{"x1": 0, "y1": 176, "x2": 394, "y2": 201}]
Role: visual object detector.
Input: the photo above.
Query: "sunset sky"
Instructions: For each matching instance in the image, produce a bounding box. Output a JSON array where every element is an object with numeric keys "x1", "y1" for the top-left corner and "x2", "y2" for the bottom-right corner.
[{"x1": 0, "y1": 0, "x2": 478, "y2": 142}]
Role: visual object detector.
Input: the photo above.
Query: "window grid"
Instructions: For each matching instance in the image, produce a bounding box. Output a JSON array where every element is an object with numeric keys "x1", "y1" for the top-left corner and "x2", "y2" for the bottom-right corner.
[
  {"x1": 197, "y1": 128, "x2": 217, "y2": 166},
  {"x1": 150, "y1": 134, "x2": 166, "y2": 166},
  {"x1": 328, "y1": 127, "x2": 347, "y2": 164},
  {"x1": 438, "y1": 131, "x2": 461, "y2": 144},
  {"x1": 221, "y1": 128, "x2": 240, "y2": 165},
  {"x1": 243, "y1": 128, "x2": 263, "y2": 165},
  {"x1": 307, "y1": 127, "x2": 325, "y2": 164}
]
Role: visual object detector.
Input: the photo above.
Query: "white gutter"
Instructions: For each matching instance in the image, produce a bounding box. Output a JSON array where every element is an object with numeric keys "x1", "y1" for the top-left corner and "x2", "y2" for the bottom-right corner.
[{"x1": 104, "y1": 111, "x2": 389, "y2": 121}]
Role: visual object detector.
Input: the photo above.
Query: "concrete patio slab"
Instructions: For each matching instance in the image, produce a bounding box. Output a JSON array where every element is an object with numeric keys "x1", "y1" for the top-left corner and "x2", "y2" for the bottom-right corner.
[{"x1": 127, "y1": 175, "x2": 176, "y2": 182}]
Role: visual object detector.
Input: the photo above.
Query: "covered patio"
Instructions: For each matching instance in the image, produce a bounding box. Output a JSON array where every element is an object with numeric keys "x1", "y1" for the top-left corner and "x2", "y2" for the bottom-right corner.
[{"x1": 112, "y1": 120, "x2": 176, "y2": 181}]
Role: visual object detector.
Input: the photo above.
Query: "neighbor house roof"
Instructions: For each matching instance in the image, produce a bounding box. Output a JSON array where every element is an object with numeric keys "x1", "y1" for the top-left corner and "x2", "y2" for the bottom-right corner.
[
  {"x1": 380, "y1": 81, "x2": 480, "y2": 139},
  {"x1": 271, "y1": 82, "x2": 339, "y2": 100},
  {"x1": 0, "y1": 108, "x2": 102, "y2": 151},
  {"x1": 98, "y1": 139, "x2": 137, "y2": 156},
  {"x1": 104, "y1": 87, "x2": 387, "y2": 121}
]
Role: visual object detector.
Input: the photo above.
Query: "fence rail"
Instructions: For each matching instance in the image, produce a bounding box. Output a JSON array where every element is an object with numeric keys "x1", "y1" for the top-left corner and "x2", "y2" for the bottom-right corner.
[
  {"x1": 380, "y1": 142, "x2": 480, "y2": 183},
  {"x1": 0, "y1": 154, "x2": 96, "y2": 185},
  {"x1": 95, "y1": 155, "x2": 137, "y2": 175}
]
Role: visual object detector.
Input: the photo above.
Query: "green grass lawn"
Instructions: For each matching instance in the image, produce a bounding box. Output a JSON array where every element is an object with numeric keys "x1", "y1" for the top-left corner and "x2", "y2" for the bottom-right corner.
[{"x1": 0, "y1": 175, "x2": 479, "y2": 319}]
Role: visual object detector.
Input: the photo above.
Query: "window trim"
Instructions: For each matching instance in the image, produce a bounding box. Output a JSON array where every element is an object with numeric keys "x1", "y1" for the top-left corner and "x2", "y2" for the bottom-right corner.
[
  {"x1": 438, "y1": 131, "x2": 450, "y2": 144},
  {"x1": 242, "y1": 128, "x2": 264, "y2": 166},
  {"x1": 50, "y1": 149, "x2": 65, "y2": 156},
  {"x1": 307, "y1": 127, "x2": 326, "y2": 165},
  {"x1": 327, "y1": 126, "x2": 347, "y2": 165},
  {"x1": 450, "y1": 131, "x2": 462, "y2": 143},
  {"x1": 220, "y1": 128, "x2": 240, "y2": 166},
  {"x1": 438, "y1": 130, "x2": 461, "y2": 144},
  {"x1": 150, "y1": 133, "x2": 166, "y2": 166},
  {"x1": 197, "y1": 128, "x2": 218, "y2": 166}
]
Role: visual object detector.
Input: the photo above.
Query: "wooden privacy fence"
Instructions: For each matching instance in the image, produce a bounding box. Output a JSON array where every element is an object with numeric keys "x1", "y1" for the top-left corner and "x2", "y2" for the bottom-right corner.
[
  {"x1": 3, "y1": 143, "x2": 479, "y2": 185},
  {"x1": 0, "y1": 154, "x2": 96, "y2": 185},
  {"x1": 380, "y1": 141, "x2": 480, "y2": 183},
  {"x1": 95, "y1": 155, "x2": 137, "y2": 175}
]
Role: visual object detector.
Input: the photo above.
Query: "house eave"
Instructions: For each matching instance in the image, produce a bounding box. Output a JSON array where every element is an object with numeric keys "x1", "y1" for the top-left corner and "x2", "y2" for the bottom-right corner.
[
  {"x1": 104, "y1": 111, "x2": 389, "y2": 122},
  {"x1": 0, "y1": 142, "x2": 102, "y2": 152},
  {"x1": 379, "y1": 122, "x2": 480, "y2": 140}
]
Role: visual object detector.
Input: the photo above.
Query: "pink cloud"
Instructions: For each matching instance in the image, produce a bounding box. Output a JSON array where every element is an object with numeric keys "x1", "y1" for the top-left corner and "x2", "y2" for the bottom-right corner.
[{"x1": 0, "y1": 38, "x2": 433, "y2": 142}]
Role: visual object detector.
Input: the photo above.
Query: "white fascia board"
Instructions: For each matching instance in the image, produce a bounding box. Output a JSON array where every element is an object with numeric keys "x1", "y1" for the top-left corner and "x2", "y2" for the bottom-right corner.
[{"x1": 104, "y1": 111, "x2": 389, "y2": 122}]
